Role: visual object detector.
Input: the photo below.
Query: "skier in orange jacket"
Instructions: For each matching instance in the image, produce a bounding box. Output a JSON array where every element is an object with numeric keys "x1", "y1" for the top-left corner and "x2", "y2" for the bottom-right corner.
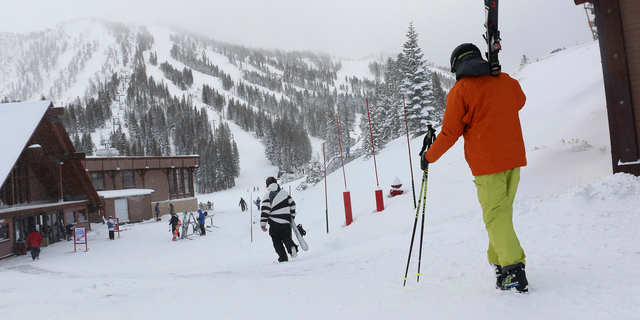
[{"x1": 421, "y1": 43, "x2": 529, "y2": 293}]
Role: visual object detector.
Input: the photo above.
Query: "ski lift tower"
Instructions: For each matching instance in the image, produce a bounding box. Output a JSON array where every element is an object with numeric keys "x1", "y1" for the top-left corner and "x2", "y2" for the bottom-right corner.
[{"x1": 582, "y1": 3, "x2": 598, "y2": 41}]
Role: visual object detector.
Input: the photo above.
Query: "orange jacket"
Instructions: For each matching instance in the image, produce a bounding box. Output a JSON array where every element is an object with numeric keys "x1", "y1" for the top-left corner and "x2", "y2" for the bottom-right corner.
[{"x1": 425, "y1": 73, "x2": 526, "y2": 176}]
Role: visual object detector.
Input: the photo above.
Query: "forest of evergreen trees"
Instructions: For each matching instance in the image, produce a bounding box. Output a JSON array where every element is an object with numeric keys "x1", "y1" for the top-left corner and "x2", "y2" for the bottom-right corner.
[
  {"x1": 0, "y1": 26, "x2": 100, "y2": 102},
  {"x1": 1, "y1": 20, "x2": 455, "y2": 192},
  {"x1": 59, "y1": 26, "x2": 240, "y2": 193}
]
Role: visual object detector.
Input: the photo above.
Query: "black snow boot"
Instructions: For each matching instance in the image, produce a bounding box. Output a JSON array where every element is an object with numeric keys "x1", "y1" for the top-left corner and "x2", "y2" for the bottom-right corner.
[
  {"x1": 501, "y1": 263, "x2": 529, "y2": 293},
  {"x1": 491, "y1": 263, "x2": 509, "y2": 290}
]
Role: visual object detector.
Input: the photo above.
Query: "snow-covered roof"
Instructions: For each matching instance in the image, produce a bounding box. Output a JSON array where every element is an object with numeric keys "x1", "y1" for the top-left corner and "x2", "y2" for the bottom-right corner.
[
  {"x1": 0, "y1": 200, "x2": 87, "y2": 214},
  {"x1": 97, "y1": 189, "x2": 155, "y2": 199},
  {"x1": 0, "y1": 101, "x2": 52, "y2": 187}
]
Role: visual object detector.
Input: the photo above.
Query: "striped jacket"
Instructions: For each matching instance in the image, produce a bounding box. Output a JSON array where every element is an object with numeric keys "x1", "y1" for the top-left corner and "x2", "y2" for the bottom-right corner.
[{"x1": 260, "y1": 188, "x2": 296, "y2": 227}]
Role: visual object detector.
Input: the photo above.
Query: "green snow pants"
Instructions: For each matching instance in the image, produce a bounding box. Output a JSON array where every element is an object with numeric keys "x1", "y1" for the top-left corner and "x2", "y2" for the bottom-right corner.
[{"x1": 473, "y1": 167, "x2": 526, "y2": 269}]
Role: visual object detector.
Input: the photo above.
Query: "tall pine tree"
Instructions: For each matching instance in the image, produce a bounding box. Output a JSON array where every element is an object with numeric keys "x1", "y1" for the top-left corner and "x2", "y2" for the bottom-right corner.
[{"x1": 401, "y1": 22, "x2": 434, "y2": 137}]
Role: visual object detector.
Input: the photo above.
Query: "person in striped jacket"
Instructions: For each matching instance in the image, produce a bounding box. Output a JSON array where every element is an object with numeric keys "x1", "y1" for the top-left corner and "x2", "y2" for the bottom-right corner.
[{"x1": 260, "y1": 176, "x2": 298, "y2": 262}]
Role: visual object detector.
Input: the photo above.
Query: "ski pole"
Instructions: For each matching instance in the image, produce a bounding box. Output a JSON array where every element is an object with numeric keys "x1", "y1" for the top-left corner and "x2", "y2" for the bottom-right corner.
[
  {"x1": 415, "y1": 172, "x2": 428, "y2": 282},
  {"x1": 403, "y1": 170, "x2": 428, "y2": 286},
  {"x1": 416, "y1": 125, "x2": 436, "y2": 282},
  {"x1": 403, "y1": 125, "x2": 436, "y2": 286}
]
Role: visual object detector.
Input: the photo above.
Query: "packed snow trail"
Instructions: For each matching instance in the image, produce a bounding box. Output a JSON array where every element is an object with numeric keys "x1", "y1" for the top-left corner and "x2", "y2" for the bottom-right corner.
[{"x1": 1, "y1": 42, "x2": 639, "y2": 320}]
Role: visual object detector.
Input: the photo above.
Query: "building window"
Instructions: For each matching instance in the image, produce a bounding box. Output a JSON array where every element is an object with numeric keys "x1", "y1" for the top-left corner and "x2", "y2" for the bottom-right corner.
[
  {"x1": 123, "y1": 170, "x2": 135, "y2": 188},
  {"x1": 183, "y1": 168, "x2": 190, "y2": 194},
  {"x1": 176, "y1": 169, "x2": 183, "y2": 194},
  {"x1": 0, "y1": 162, "x2": 30, "y2": 205},
  {"x1": 66, "y1": 211, "x2": 76, "y2": 225},
  {"x1": 78, "y1": 210, "x2": 87, "y2": 222},
  {"x1": 91, "y1": 172, "x2": 105, "y2": 190},
  {"x1": 0, "y1": 222, "x2": 9, "y2": 241},
  {"x1": 169, "y1": 170, "x2": 176, "y2": 195}
]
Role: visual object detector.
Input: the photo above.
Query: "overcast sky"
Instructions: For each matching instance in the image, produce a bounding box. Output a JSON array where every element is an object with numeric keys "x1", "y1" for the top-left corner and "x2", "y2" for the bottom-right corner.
[{"x1": 1, "y1": 0, "x2": 594, "y2": 72}]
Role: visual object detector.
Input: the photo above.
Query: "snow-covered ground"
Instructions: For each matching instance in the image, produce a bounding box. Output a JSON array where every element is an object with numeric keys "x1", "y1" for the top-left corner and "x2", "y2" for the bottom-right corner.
[{"x1": 2, "y1": 41, "x2": 639, "y2": 320}]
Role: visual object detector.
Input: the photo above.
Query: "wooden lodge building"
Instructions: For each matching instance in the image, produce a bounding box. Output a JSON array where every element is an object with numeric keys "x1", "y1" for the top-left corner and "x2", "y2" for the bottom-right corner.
[
  {"x1": 81, "y1": 155, "x2": 200, "y2": 223},
  {"x1": 0, "y1": 101, "x2": 102, "y2": 259},
  {"x1": 0, "y1": 101, "x2": 201, "y2": 259}
]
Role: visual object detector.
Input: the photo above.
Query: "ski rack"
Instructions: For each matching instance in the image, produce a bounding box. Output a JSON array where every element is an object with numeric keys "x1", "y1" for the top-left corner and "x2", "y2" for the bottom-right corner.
[
  {"x1": 484, "y1": 0, "x2": 501, "y2": 76},
  {"x1": 206, "y1": 213, "x2": 219, "y2": 229},
  {"x1": 182, "y1": 212, "x2": 199, "y2": 238}
]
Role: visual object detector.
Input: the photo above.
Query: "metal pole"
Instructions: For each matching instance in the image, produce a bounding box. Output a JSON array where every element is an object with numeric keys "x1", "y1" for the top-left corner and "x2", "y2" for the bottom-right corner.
[
  {"x1": 250, "y1": 191, "x2": 253, "y2": 243},
  {"x1": 336, "y1": 115, "x2": 347, "y2": 189},
  {"x1": 366, "y1": 99, "x2": 384, "y2": 211},
  {"x1": 365, "y1": 99, "x2": 380, "y2": 186},
  {"x1": 403, "y1": 95, "x2": 417, "y2": 209},
  {"x1": 323, "y1": 143, "x2": 329, "y2": 233},
  {"x1": 337, "y1": 114, "x2": 353, "y2": 225}
]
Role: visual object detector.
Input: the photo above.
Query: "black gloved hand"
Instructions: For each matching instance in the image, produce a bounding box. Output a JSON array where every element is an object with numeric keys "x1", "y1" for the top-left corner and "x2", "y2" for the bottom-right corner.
[{"x1": 419, "y1": 151, "x2": 429, "y2": 170}]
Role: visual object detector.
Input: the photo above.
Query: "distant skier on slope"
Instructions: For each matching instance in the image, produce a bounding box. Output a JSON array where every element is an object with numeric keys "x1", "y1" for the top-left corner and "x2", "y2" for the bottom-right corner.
[
  {"x1": 260, "y1": 177, "x2": 298, "y2": 262},
  {"x1": 420, "y1": 43, "x2": 529, "y2": 293},
  {"x1": 239, "y1": 197, "x2": 247, "y2": 211}
]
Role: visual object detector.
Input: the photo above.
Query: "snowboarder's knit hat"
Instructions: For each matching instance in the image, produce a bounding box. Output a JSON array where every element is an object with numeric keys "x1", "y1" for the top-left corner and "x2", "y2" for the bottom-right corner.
[
  {"x1": 450, "y1": 43, "x2": 482, "y2": 73},
  {"x1": 265, "y1": 176, "x2": 277, "y2": 187}
]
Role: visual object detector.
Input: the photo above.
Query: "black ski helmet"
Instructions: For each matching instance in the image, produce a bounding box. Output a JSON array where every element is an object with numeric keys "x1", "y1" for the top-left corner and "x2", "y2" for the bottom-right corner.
[
  {"x1": 450, "y1": 43, "x2": 482, "y2": 73},
  {"x1": 265, "y1": 176, "x2": 277, "y2": 187}
]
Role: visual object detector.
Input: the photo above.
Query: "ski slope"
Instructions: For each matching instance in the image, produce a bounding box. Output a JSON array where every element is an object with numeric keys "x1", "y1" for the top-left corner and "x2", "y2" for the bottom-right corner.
[{"x1": 1, "y1": 41, "x2": 639, "y2": 320}]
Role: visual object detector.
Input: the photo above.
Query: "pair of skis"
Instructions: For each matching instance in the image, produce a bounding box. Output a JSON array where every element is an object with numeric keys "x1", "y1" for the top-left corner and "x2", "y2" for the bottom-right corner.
[{"x1": 484, "y1": 0, "x2": 501, "y2": 76}]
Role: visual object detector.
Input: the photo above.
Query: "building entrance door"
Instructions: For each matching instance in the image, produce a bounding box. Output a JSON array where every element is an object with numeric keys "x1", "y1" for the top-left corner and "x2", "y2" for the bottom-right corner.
[
  {"x1": 16, "y1": 215, "x2": 36, "y2": 240},
  {"x1": 44, "y1": 211, "x2": 62, "y2": 244},
  {"x1": 114, "y1": 198, "x2": 129, "y2": 223}
]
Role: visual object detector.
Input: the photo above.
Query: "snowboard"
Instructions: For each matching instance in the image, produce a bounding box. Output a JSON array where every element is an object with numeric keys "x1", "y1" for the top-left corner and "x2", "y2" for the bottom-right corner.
[
  {"x1": 291, "y1": 218, "x2": 308, "y2": 251},
  {"x1": 172, "y1": 220, "x2": 181, "y2": 241}
]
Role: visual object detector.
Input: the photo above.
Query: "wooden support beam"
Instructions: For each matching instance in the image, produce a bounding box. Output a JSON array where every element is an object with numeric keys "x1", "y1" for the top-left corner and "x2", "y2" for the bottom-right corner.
[{"x1": 585, "y1": 0, "x2": 640, "y2": 175}]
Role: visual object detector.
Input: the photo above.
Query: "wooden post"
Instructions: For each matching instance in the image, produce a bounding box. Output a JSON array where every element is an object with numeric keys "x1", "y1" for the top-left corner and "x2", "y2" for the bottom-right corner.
[{"x1": 59, "y1": 162, "x2": 64, "y2": 202}]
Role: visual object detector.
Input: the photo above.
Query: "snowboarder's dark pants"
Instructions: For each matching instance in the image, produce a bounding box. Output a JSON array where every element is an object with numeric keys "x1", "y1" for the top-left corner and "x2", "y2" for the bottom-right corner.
[
  {"x1": 31, "y1": 247, "x2": 40, "y2": 260},
  {"x1": 199, "y1": 223, "x2": 206, "y2": 235},
  {"x1": 109, "y1": 231, "x2": 115, "y2": 240},
  {"x1": 268, "y1": 222, "x2": 296, "y2": 262}
]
